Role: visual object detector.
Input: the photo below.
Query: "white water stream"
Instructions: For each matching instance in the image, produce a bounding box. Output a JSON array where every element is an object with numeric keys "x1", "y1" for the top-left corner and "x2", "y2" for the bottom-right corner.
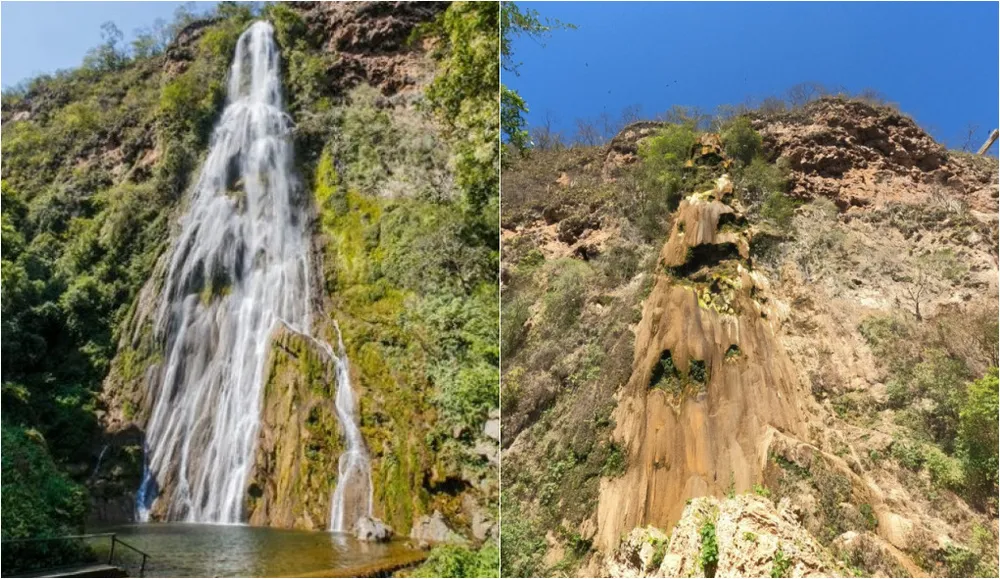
[{"x1": 138, "y1": 21, "x2": 372, "y2": 532}]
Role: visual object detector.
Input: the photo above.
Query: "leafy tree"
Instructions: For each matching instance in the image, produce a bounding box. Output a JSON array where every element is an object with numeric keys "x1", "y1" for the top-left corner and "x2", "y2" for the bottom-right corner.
[
  {"x1": 83, "y1": 22, "x2": 127, "y2": 72},
  {"x1": 418, "y1": 2, "x2": 499, "y2": 210}
]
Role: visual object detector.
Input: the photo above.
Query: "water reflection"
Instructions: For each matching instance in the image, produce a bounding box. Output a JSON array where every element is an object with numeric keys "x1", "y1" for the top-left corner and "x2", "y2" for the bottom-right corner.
[{"x1": 91, "y1": 523, "x2": 418, "y2": 577}]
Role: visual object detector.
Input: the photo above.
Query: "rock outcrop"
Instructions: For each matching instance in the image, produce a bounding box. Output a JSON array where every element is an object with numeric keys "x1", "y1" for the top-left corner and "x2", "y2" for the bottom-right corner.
[
  {"x1": 753, "y1": 97, "x2": 998, "y2": 213},
  {"x1": 596, "y1": 164, "x2": 813, "y2": 551},
  {"x1": 296, "y1": 1, "x2": 445, "y2": 96},
  {"x1": 244, "y1": 324, "x2": 347, "y2": 530},
  {"x1": 356, "y1": 515, "x2": 394, "y2": 542},
  {"x1": 671, "y1": 495, "x2": 842, "y2": 578},
  {"x1": 606, "y1": 496, "x2": 846, "y2": 578},
  {"x1": 411, "y1": 510, "x2": 470, "y2": 548}
]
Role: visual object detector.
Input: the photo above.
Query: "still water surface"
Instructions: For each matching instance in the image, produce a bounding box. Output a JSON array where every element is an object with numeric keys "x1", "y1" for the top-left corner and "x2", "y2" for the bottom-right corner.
[{"x1": 92, "y1": 523, "x2": 419, "y2": 577}]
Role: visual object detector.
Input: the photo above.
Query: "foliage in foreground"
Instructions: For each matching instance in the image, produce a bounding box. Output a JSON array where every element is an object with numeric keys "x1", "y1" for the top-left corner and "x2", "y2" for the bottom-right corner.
[
  {"x1": 0, "y1": 425, "x2": 88, "y2": 540},
  {"x1": 410, "y1": 543, "x2": 499, "y2": 578}
]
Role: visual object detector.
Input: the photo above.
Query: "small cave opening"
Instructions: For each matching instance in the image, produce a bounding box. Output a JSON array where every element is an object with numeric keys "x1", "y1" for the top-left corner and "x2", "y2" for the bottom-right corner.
[
  {"x1": 422, "y1": 475, "x2": 470, "y2": 497},
  {"x1": 648, "y1": 350, "x2": 682, "y2": 393},
  {"x1": 668, "y1": 242, "x2": 743, "y2": 278},
  {"x1": 717, "y1": 211, "x2": 747, "y2": 232},
  {"x1": 725, "y1": 344, "x2": 741, "y2": 361}
]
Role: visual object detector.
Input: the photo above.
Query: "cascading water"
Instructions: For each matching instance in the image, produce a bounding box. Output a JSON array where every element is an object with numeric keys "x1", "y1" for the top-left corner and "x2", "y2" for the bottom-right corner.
[
  {"x1": 325, "y1": 324, "x2": 374, "y2": 533},
  {"x1": 137, "y1": 21, "x2": 373, "y2": 531}
]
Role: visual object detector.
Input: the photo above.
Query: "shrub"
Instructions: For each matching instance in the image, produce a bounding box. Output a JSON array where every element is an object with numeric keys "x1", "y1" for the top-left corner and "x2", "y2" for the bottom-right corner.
[
  {"x1": 943, "y1": 545, "x2": 979, "y2": 578},
  {"x1": 602, "y1": 441, "x2": 627, "y2": 477},
  {"x1": 699, "y1": 520, "x2": 719, "y2": 577},
  {"x1": 689, "y1": 360, "x2": 709, "y2": 384},
  {"x1": 631, "y1": 124, "x2": 699, "y2": 241},
  {"x1": 720, "y1": 116, "x2": 762, "y2": 166},
  {"x1": 1, "y1": 425, "x2": 88, "y2": 540},
  {"x1": 771, "y1": 546, "x2": 792, "y2": 578},
  {"x1": 734, "y1": 157, "x2": 787, "y2": 221},
  {"x1": 542, "y1": 259, "x2": 592, "y2": 330},
  {"x1": 760, "y1": 190, "x2": 798, "y2": 230},
  {"x1": 412, "y1": 543, "x2": 499, "y2": 578},
  {"x1": 500, "y1": 502, "x2": 547, "y2": 578},
  {"x1": 501, "y1": 296, "x2": 532, "y2": 358},
  {"x1": 958, "y1": 368, "x2": 999, "y2": 502},
  {"x1": 602, "y1": 244, "x2": 640, "y2": 286},
  {"x1": 859, "y1": 503, "x2": 877, "y2": 530}
]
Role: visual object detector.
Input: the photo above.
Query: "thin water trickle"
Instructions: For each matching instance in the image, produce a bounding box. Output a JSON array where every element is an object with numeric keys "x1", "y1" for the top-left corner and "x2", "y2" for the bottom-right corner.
[
  {"x1": 326, "y1": 323, "x2": 374, "y2": 533},
  {"x1": 138, "y1": 20, "x2": 372, "y2": 531}
]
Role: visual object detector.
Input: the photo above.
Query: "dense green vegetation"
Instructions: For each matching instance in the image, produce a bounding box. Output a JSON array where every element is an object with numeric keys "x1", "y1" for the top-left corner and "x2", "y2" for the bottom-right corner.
[
  {"x1": 411, "y1": 543, "x2": 500, "y2": 578},
  {"x1": 283, "y1": 2, "x2": 500, "y2": 537},
  {"x1": 0, "y1": 425, "x2": 88, "y2": 539},
  {"x1": 2, "y1": 4, "x2": 250, "y2": 542}
]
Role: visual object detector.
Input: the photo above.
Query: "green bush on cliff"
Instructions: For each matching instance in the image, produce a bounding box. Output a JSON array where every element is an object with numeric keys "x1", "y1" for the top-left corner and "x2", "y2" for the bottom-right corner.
[
  {"x1": 419, "y1": 1, "x2": 499, "y2": 209},
  {"x1": 958, "y1": 368, "x2": 999, "y2": 503},
  {"x1": 859, "y1": 312, "x2": 998, "y2": 508},
  {"x1": 634, "y1": 123, "x2": 698, "y2": 241},
  {"x1": 542, "y1": 259, "x2": 593, "y2": 331},
  {"x1": 699, "y1": 520, "x2": 719, "y2": 577},
  {"x1": 638, "y1": 123, "x2": 697, "y2": 190},
  {"x1": 500, "y1": 500, "x2": 548, "y2": 578},
  {"x1": 734, "y1": 157, "x2": 788, "y2": 222},
  {"x1": 720, "y1": 116, "x2": 762, "y2": 166}
]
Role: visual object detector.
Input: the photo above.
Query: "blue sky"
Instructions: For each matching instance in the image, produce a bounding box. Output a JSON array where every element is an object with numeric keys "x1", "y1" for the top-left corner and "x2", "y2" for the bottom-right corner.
[
  {"x1": 506, "y1": 2, "x2": 1000, "y2": 150},
  {"x1": 1, "y1": 1, "x2": 217, "y2": 89}
]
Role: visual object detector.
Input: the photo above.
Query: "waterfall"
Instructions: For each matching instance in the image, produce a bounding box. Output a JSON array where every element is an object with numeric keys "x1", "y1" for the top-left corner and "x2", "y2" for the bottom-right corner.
[
  {"x1": 326, "y1": 323, "x2": 374, "y2": 533},
  {"x1": 137, "y1": 20, "x2": 373, "y2": 530}
]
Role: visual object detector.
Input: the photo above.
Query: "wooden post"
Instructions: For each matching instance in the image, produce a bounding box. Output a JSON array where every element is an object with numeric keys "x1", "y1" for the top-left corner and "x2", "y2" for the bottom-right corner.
[{"x1": 977, "y1": 129, "x2": 998, "y2": 155}]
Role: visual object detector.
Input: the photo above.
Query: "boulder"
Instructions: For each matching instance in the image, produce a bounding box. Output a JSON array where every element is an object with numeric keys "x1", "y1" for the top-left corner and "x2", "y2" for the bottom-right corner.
[
  {"x1": 355, "y1": 516, "x2": 393, "y2": 542},
  {"x1": 410, "y1": 510, "x2": 468, "y2": 548},
  {"x1": 483, "y1": 417, "x2": 500, "y2": 442},
  {"x1": 605, "y1": 495, "x2": 846, "y2": 577}
]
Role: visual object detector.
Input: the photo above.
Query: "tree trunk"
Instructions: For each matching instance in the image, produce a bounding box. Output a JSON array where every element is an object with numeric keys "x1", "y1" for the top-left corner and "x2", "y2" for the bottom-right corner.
[{"x1": 977, "y1": 129, "x2": 999, "y2": 155}]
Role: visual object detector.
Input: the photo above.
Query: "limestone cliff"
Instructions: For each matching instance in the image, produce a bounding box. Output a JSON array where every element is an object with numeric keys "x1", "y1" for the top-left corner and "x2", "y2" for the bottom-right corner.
[
  {"x1": 500, "y1": 97, "x2": 998, "y2": 577},
  {"x1": 596, "y1": 167, "x2": 812, "y2": 551}
]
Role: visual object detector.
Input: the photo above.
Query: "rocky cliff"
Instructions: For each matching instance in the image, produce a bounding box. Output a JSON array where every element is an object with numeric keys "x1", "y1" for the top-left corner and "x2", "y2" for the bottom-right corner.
[{"x1": 500, "y1": 97, "x2": 997, "y2": 577}]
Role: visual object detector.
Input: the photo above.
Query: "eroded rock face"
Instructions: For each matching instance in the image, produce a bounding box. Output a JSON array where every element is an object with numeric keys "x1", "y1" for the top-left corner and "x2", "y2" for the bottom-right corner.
[
  {"x1": 596, "y1": 169, "x2": 812, "y2": 551},
  {"x1": 295, "y1": 1, "x2": 445, "y2": 96},
  {"x1": 753, "y1": 97, "x2": 998, "y2": 213}
]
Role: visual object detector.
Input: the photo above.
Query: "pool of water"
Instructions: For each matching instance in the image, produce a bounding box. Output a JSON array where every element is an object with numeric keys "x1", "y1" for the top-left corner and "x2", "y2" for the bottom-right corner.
[{"x1": 89, "y1": 523, "x2": 421, "y2": 577}]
